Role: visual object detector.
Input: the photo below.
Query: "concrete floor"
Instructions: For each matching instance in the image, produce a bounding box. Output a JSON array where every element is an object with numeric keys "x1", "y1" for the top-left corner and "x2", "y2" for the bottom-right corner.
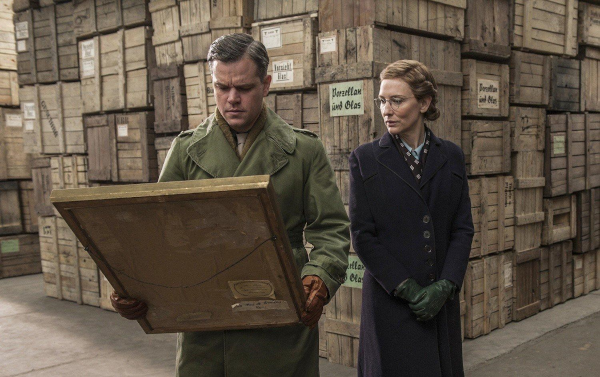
[{"x1": 2, "y1": 274, "x2": 600, "y2": 376}]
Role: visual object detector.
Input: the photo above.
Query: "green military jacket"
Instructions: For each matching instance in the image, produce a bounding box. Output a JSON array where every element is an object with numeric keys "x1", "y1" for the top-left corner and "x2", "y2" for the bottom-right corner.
[{"x1": 159, "y1": 105, "x2": 350, "y2": 377}]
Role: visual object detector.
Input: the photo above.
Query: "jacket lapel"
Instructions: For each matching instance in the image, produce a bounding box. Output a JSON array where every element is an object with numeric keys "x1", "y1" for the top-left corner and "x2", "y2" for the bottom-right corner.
[
  {"x1": 419, "y1": 132, "x2": 448, "y2": 189},
  {"x1": 375, "y1": 132, "x2": 422, "y2": 196},
  {"x1": 186, "y1": 116, "x2": 240, "y2": 178}
]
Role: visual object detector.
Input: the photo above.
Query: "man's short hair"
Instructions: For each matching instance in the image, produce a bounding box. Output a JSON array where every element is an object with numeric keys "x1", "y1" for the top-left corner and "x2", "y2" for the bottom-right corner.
[{"x1": 207, "y1": 34, "x2": 269, "y2": 80}]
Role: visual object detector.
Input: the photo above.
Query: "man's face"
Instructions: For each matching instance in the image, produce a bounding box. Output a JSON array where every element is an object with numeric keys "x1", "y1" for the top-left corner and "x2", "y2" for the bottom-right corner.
[{"x1": 212, "y1": 56, "x2": 271, "y2": 133}]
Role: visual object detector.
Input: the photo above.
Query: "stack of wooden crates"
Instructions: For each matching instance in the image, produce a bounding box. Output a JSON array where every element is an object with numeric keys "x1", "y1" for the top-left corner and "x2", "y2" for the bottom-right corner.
[{"x1": 0, "y1": 0, "x2": 40, "y2": 280}]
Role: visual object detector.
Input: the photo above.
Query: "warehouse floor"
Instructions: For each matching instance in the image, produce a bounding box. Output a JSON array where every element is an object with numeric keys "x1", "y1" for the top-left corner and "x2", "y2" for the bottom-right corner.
[{"x1": 2, "y1": 274, "x2": 600, "y2": 377}]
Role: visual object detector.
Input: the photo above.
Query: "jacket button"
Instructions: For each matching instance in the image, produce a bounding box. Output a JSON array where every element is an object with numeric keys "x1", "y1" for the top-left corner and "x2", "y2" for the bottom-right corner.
[
  {"x1": 424, "y1": 245, "x2": 432, "y2": 253},
  {"x1": 427, "y1": 259, "x2": 434, "y2": 267},
  {"x1": 424, "y1": 230, "x2": 431, "y2": 239},
  {"x1": 429, "y1": 273, "x2": 435, "y2": 281},
  {"x1": 423, "y1": 215, "x2": 430, "y2": 223}
]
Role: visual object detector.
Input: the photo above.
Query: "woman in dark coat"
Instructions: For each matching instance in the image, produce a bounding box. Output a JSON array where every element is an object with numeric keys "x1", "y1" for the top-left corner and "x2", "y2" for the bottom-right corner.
[{"x1": 349, "y1": 60, "x2": 474, "y2": 377}]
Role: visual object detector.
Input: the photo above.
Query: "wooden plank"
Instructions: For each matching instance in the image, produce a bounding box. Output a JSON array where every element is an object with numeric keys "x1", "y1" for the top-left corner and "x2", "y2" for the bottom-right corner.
[
  {"x1": 461, "y1": 0, "x2": 511, "y2": 60},
  {"x1": 0, "y1": 107, "x2": 32, "y2": 180},
  {"x1": 462, "y1": 120, "x2": 511, "y2": 176},
  {"x1": 152, "y1": 64, "x2": 188, "y2": 134},
  {"x1": 0, "y1": 233, "x2": 40, "y2": 278},
  {"x1": 539, "y1": 241, "x2": 572, "y2": 310},
  {"x1": 510, "y1": 107, "x2": 546, "y2": 152},
  {"x1": 548, "y1": 56, "x2": 580, "y2": 111},
  {"x1": 56, "y1": 2, "x2": 79, "y2": 81},
  {"x1": 542, "y1": 195, "x2": 576, "y2": 245},
  {"x1": 15, "y1": 9, "x2": 37, "y2": 85},
  {"x1": 0, "y1": 181, "x2": 23, "y2": 236}
]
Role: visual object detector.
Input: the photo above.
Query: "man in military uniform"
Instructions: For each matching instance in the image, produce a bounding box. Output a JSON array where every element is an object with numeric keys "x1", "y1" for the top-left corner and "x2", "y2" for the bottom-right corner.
[{"x1": 110, "y1": 33, "x2": 350, "y2": 376}]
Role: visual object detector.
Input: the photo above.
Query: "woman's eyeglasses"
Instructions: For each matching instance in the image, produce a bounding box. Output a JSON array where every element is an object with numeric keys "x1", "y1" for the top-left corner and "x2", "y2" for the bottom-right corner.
[{"x1": 374, "y1": 96, "x2": 413, "y2": 111}]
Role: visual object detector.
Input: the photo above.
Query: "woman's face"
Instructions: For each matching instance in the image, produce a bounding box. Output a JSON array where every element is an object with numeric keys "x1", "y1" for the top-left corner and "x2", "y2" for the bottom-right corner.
[{"x1": 378, "y1": 78, "x2": 431, "y2": 136}]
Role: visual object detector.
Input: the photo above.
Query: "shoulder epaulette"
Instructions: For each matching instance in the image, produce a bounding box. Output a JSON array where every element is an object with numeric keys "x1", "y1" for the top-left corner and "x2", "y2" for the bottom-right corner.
[
  {"x1": 292, "y1": 128, "x2": 318, "y2": 138},
  {"x1": 177, "y1": 129, "x2": 195, "y2": 138}
]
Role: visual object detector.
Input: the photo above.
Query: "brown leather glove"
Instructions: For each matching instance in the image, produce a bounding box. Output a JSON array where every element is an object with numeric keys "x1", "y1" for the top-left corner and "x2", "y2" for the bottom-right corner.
[
  {"x1": 110, "y1": 290, "x2": 148, "y2": 320},
  {"x1": 301, "y1": 275, "x2": 328, "y2": 328}
]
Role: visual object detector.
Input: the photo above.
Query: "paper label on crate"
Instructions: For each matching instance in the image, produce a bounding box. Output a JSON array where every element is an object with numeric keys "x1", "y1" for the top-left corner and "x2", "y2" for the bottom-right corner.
[
  {"x1": 576, "y1": 257, "x2": 583, "y2": 270},
  {"x1": 1, "y1": 240, "x2": 19, "y2": 254},
  {"x1": 272, "y1": 60, "x2": 294, "y2": 84},
  {"x1": 553, "y1": 135, "x2": 565, "y2": 155},
  {"x1": 17, "y1": 40, "x2": 27, "y2": 52},
  {"x1": 320, "y1": 36, "x2": 337, "y2": 54},
  {"x1": 228, "y1": 280, "x2": 276, "y2": 299},
  {"x1": 343, "y1": 254, "x2": 365, "y2": 289},
  {"x1": 23, "y1": 102, "x2": 36, "y2": 120},
  {"x1": 5, "y1": 113, "x2": 22, "y2": 127},
  {"x1": 231, "y1": 300, "x2": 289, "y2": 312},
  {"x1": 329, "y1": 80, "x2": 364, "y2": 117},
  {"x1": 15, "y1": 22, "x2": 29, "y2": 40},
  {"x1": 261, "y1": 27, "x2": 282, "y2": 49},
  {"x1": 24, "y1": 120, "x2": 34, "y2": 131},
  {"x1": 504, "y1": 262, "x2": 512, "y2": 288},
  {"x1": 477, "y1": 79, "x2": 500, "y2": 109},
  {"x1": 81, "y1": 59, "x2": 95, "y2": 78},
  {"x1": 80, "y1": 39, "x2": 95, "y2": 59},
  {"x1": 117, "y1": 124, "x2": 129, "y2": 137}
]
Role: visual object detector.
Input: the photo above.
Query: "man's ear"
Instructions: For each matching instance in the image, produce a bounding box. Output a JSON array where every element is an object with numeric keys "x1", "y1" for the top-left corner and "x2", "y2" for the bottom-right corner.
[
  {"x1": 419, "y1": 95, "x2": 432, "y2": 114},
  {"x1": 262, "y1": 75, "x2": 272, "y2": 97}
]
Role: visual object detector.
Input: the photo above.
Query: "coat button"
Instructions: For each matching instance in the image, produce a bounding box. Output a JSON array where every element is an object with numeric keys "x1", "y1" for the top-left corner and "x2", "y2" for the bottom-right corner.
[
  {"x1": 428, "y1": 273, "x2": 435, "y2": 282},
  {"x1": 424, "y1": 245, "x2": 432, "y2": 253},
  {"x1": 424, "y1": 230, "x2": 431, "y2": 239},
  {"x1": 427, "y1": 259, "x2": 434, "y2": 267},
  {"x1": 423, "y1": 215, "x2": 430, "y2": 223}
]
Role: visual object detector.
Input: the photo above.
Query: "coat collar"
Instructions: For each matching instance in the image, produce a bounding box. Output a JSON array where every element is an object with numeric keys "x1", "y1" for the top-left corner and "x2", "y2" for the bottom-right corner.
[
  {"x1": 376, "y1": 129, "x2": 448, "y2": 196},
  {"x1": 185, "y1": 105, "x2": 297, "y2": 178}
]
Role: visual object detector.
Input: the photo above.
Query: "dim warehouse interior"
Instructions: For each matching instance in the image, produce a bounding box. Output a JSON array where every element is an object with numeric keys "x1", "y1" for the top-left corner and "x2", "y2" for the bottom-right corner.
[{"x1": 3, "y1": 0, "x2": 600, "y2": 376}]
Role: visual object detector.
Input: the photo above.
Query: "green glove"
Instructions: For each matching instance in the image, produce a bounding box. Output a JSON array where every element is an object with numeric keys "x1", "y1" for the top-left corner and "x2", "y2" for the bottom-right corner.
[
  {"x1": 393, "y1": 278, "x2": 426, "y2": 304},
  {"x1": 408, "y1": 280, "x2": 456, "y2": 321}
]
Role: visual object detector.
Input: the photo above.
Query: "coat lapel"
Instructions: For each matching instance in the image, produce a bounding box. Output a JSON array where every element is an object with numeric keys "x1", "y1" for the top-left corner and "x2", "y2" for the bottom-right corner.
[
  {"x1": 419, "y1": 132, "x2": 448, "y2": 189},
  {"x1": 375, "y1": 132, "x2": 422, "y2": 196}
]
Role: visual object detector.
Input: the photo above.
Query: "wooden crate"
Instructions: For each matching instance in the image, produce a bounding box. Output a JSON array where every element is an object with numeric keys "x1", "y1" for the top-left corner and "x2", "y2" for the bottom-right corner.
[
  {"x1": 542, "y1": 195, "x2": 577, "y2": 245},
  {"x1": 80, "y1": 26, "x2": 155, "y2": 113},
  {"x1": 575, "y1": 189, "x2": 600, "y2": 254},
  {"x1": 316, "y1": 26, "x2": 462, "y2": 146},
  {"x1": 509, "y1": 51, "x2": 550, "y2": 106},
  {"x1": 0, "y1": 70, "x2": 19, "y2": 106},
  {"x1": 318, "y1": 0, "x2": 466, "y2": 41},
  {"x1": 469, "y1": 176, "x2": 515, "y2": 259},
  {"x1": 461, "y1": 120, "x2": 510, "y2": 176},
  {"x1": 13, "y1": 0, "x2": 39, "y2": 12},
  {"x1": 73, "y1": 0, "x2": 151, "y2": 39},
  {"x1": 32, "y1": 5, "x2": 59, "y2": 83},
  {"x1": 31, "y1": 157, "x2": 53, "y2": 216},
  {"x1": 461, "y1": 0, "x2": 511, "y2": 60},
  {"x1": 461, "y1": 59, "x2": 509, "y2": 118},
  {"x1": 18, "y1": 180, "x2": 38, "y2": 233},
  {"x1": 56, "y1": 2, "x2": 78, "y2": 81},
  {"x1": 184, "y1": 61, "x2": 215, "y2": 127},
  {"x1": 581, "y1": 47, "x2": 600, "y2": 112},
  {"x1": 152, "y1": 64, "x2": 188, "y2": 134},
  {"x1": 39, "y1": 215, "x2": 100, "y2": 305},
  {"x1": 21, "y1": 82, "x2": 85, "y2": 155},
  {"x1": 587, "y1": 113, "x2": 600, "y2": 189},
  {"x1": 509, "y1": 107, "x2": 545, "y2": 152},
  {"x1": 0, "y1": 0, "x2": 17, "y2": 71},
  {"x1": 0, "y1": 233, "x2": 40, "y2": 278},
  {"x1": 324, "y1": 284, "x2": 361, "y2": 368},
  {"x1": 573, "y1": 249, "x2": 600, "y2": 297},
  {"x1": 85, "y1": 112, "x2": 158, "y2": 182},
  {"x1": 512, "y1": 0, "x2": 578, "y2": 57},
  {"x1": 149, "y1": 0, "x2": 183, "y2": 67},
  {"x1": 0, "y1": 107, "x2": 32, "y2": 180},
  {"x1": 255, "y1": 0, "x2": 317, "y2": 21},
  {"x1": 51, "y1": 155, "x2": 89, "y2": 191},
  {"x1": 579, "y1": 1, "x2": 600, "y2": 48},
  {"x1": 265, "y1": 91, "x2": 319, "y2": 135},
  {"x1": 0, "y1": 181, "x2": 23, "y2": 235},
  {"x1": 155, "y1": 135, "x2": 176, "y2": 174},
  {"x1": 545, "y1": 113, "x2": 586, "y2": 197},
  {"x1": 548, "y1": 56, "x2": 580, "y2": 112},
  {"x1": 252, "y1": 13, "x2": 317, "y2": 91},
  {"x1": 463, "y1": 251, "x2": 514, "y2": 339},
  {"x1": 513, "y1": 248, "x2": 541, "y2": 321},
  {"x1": 513, "y1": 151, "x2": 546, "y2": 253},
  {"x1": 540, "y1": 241, "x2": 573, "y2": 311},
  {"x1": 14, "y1": 9, "x2": 36, "y2": 85}
]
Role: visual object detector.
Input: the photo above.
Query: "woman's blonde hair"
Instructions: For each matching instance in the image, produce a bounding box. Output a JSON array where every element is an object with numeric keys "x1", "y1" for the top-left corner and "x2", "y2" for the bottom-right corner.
[{"x1": 380, "y1": 60, "x2": 440, "y2": 121}]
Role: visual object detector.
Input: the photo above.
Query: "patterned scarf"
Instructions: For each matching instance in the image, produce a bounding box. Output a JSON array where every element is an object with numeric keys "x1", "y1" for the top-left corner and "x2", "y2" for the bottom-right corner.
[{"x1": 392, "y1": 127, "x2": 431, "y2": 184}]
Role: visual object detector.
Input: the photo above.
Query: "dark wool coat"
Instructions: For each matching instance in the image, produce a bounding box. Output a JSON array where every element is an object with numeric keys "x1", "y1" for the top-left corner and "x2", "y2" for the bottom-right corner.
[{"x1": 349, "y1": 130, "x2": 474, "y2": 377}]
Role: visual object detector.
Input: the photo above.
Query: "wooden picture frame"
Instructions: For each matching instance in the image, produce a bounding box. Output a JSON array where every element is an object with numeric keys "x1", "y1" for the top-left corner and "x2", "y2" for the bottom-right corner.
[{"x1": 51, "y1": 175, "x2": 305, "y2": 334}]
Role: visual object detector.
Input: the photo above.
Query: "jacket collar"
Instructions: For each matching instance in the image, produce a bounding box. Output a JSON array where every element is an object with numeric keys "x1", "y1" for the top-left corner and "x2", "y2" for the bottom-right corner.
[
  {"x1": 376, "y1": 129, "x2": 447, "y2": 195},
  {"x1": 185, "y1": 104, "x2": 296, "y2": 178}
]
